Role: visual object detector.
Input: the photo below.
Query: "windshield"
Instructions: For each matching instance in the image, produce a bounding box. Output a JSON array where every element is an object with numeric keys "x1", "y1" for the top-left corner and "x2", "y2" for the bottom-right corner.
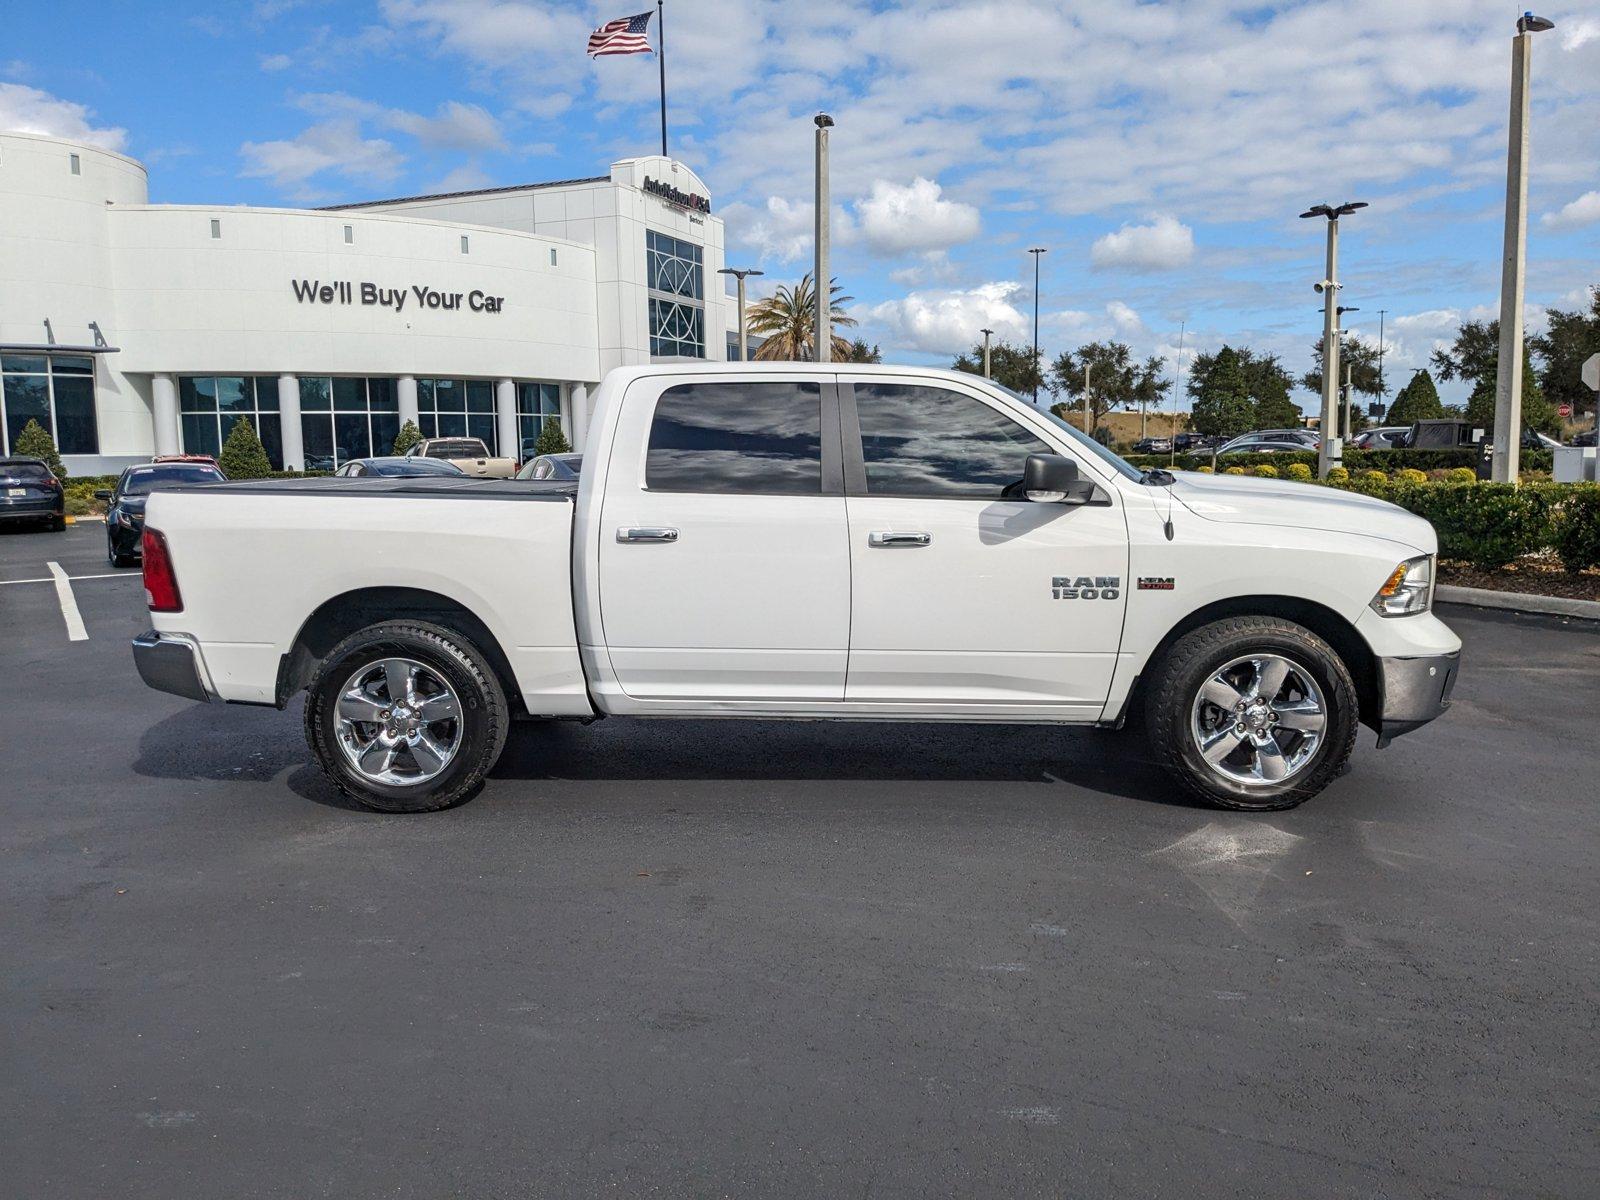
[
  {"x1": 982, "y1": 382, "x2": 1144, "y2": 482},
  {"x1": 121, "y1": 465, "x2": 224, "y2": 495},
  {"x1": 1, "y1": 461, "x2": 51, "y2": 482}
]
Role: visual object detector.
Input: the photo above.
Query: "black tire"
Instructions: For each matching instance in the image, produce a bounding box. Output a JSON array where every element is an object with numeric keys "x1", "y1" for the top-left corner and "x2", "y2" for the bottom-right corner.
[
  {"x1": 49, "y1": 514, "x2": 67, "y2": 532},
  {"x1": 1144, "y1": 616, "x2": 1358, "y2": 811},
  {"x1": 108, "y1": 530, "x2": 135, "y2": 568},
  {"x1": 303, "y1": 620, "x2": 509, "y2": 813}
]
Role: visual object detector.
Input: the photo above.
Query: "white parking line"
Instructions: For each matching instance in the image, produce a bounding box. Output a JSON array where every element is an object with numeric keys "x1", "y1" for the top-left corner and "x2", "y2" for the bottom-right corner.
[
  {"x1": 0, "y1": 571, "x2": 133, "y2": 585},
  {"x1": 46, "y1": 562, "x2": 89, "y2": 642}
]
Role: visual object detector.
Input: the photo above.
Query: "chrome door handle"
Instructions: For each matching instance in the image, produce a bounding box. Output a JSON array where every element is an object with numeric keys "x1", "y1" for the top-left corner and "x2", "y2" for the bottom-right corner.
[
  {"x1": 868, "y1": 531, "x2": 931, "y2": 548},
  {"x1": 617, "y1": 526, "x2": 679, "y2": 543}
]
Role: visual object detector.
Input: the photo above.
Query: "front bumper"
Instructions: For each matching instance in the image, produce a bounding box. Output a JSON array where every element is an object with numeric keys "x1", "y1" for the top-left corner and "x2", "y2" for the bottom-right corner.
[
  {"x1": 1376, "y1": 650, "x2": 1460, "y2": 746},
  {"x1": 132, "y1": 630, "x2": 215, "y2": 703}
]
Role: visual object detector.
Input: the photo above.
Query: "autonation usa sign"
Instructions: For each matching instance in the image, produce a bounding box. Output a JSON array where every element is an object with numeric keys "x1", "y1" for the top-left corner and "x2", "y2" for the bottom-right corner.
[
  {"x1": 291, "y1": 279, "x2": 505, "y2": 314},
  {"x1": 643, "y1": 176, "x2": 711, "y2": 214}
]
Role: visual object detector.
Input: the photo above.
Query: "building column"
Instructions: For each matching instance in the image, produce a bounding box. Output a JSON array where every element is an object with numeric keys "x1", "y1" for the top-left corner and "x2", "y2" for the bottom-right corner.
[
  {"x1": 277, "y1": 374, "x2": 303, "y2": 471},
  {"x1": 495, "y1": 378, "x2": 518, "y2": 460},
  {"x1": 397, "y1": 376, "x2": 419, "y2": 432},
  {"x1": 569, "y1": 382, "x2": 589, "y2": 453},
  {"x1": 151, "y1": 373, "x2": 180, "y2": 456}
]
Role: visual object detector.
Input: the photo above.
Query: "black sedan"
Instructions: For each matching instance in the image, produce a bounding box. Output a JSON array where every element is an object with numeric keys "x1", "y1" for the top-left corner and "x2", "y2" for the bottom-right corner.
[
  {"x1": 332, "y1": 456, "x2": 467, "y2": 478},
  {"x1": 99, "y1": 462, "x2": 226, "y2": 566},
  {"x1": 0, "y1": 457, "x2": 65, "y2": 531}
]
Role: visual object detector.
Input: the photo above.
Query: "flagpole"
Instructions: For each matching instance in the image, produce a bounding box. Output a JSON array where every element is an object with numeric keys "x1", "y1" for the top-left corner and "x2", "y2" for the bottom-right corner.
[{"x1": 656, "y1": 0, "x2": 667, "y2": 158}]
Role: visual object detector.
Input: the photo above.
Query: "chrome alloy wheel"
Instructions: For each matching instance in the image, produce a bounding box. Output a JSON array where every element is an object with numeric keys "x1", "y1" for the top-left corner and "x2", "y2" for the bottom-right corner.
[
  {"x1": 335, "y1": 657, "x2": 463, "y2": 787},
  {"x1": 1189, "y1": 653, "x2": 1327, "y2": 788}
]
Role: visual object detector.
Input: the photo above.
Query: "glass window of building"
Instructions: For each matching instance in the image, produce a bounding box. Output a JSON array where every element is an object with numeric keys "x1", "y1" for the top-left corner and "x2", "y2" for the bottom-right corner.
[
  {"x1": 646, "y1": 381, "x2": 821, "y2": 494},
  {"x1": 515, "y1": 382, "x2": 563, "y2": 458},
  {"x1": 418, "y1": 379, "x2": 498, "y2": 452},
  {"x1": 297, "y1": 376, "x2": 399, "y2": 469},
  {"x1": 1, "y1": 354, "x2": 100, "y2": 458},
  {"x1": 179, "y1": 376, "x2": 283, "y2": 468},
  {"x1": 646, "y1": 230, "x2": 704, "y2": 359}
]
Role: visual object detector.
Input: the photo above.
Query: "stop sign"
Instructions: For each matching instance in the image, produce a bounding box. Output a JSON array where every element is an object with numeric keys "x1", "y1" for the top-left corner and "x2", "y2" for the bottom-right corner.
[{"x1": 1559, "y1": 403, "x2": 1572, "y2": 417}]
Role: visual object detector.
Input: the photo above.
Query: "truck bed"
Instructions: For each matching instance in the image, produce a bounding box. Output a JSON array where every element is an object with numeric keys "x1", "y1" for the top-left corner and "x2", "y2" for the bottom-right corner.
[{"x1": 144, "y1": 478, "x2": 589, "y2": 712}]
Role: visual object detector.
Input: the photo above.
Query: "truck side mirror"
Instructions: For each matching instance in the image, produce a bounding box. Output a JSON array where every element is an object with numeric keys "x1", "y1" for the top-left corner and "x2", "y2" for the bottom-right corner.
[{"x1": 1023, "y1": 454, "x2": 1097, "y2": 504}]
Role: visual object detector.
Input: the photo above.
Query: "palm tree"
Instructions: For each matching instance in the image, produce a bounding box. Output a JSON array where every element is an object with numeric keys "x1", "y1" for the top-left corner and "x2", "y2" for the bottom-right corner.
[{"x1": 746, "y1": 273, "x2": 858, "y2": 361}]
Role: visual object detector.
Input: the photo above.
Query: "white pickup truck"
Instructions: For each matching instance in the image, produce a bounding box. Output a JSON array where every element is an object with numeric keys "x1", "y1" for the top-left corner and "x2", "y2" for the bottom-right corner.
[{"x1": 132, "y1": 364, "x2": 1460, "y2": 813}]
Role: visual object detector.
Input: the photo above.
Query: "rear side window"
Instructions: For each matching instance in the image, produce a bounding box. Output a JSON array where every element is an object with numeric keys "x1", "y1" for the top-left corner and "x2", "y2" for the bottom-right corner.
[
  {"x1": 646, "y1": 381, "x2": 821, "y2": 494},
  {"x1": 854, "y1": 384, "x2": 1051, "y2": 498}
]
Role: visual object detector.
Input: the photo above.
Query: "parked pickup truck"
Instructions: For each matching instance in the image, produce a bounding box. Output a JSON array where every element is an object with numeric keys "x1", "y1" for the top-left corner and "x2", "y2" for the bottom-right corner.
[
  {"x1": 403, "y1": 437, "x2": 517, "y2": 478},
  {"x1": 132, "y1": 364, "x2": 1461, "y2": 814}
]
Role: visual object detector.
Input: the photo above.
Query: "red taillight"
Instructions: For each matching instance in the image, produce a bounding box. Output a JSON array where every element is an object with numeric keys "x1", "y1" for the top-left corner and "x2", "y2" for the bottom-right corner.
[{"x1": 141, "y1": 528, "x2": 183, "y2": 612}]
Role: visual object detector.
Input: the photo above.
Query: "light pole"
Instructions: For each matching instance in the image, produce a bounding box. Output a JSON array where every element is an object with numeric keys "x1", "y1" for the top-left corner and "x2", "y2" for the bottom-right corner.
[
  {"x1": 1081, "y1": 362, "x2": 1093, "y2": 433},
  {"x1": 813, "y1": 113, "x2": 834, "y2": 364},
  {"x1": 718, "y1": 267, "x2": 763, "y2": 361},
  {"x1": 1337, "y1": 307, "x2": 1359, "y2": 439},
  {"x1": 1300, "y1": 200, "x2": 1367, "y2": 476},
  {"x1": 1492, "y1": 11, "x2": 1556, "y2": 483},
  {"x1": 980, "y1": 328, "x2": 994, "y2": 379},
  {"x1": 1376, "y1": 307, "x2": 1387, "y2": 415},
  {"x1": 1028, "y1": 247, "x2": 1046, "y2": 406}
]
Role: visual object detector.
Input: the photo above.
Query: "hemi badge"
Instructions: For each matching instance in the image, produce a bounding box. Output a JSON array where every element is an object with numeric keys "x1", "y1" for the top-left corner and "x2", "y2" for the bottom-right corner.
[{"x1": 1138, "y1": 577, "x2": 1176, "y2": 591}]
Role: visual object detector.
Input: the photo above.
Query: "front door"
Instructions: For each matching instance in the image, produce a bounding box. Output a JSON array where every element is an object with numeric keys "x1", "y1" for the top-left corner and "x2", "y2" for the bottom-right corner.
[
  {"x1": 841, "y1": 378, "x2": 1129, "y2": 713},
  {"x1": 596, "y1": 375, "x2": 850, "y2": 702}
]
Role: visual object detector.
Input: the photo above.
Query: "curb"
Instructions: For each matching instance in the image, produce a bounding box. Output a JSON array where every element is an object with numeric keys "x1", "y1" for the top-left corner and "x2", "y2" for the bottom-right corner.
[{"x1": 1437, "y1": 584, "x2": 1600, "y2": 622}]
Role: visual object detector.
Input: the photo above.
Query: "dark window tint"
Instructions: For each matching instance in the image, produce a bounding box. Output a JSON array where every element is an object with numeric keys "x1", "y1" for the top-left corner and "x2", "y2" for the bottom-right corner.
[
  {"x1": 854, "y1": 384, "x2": 1051, "y2": 499},
  {"x1": 426, "y1": 439, "x2": 488, "y2": 458},
  {"x1": 3, "y1": 462, "x2": 51, "y2": 481},
  {"x1": 646, "y1": 381, "x2": 821, "y2": 494},
  {"x1": 121, "y1": 465, "x2": 224, "y2": 495}
]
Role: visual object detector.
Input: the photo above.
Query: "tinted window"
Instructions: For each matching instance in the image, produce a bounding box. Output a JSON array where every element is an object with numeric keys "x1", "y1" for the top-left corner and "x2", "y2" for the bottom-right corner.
[
  {"x1": 121, "y1": 466, "x2": 224, "y2": 495},
  {"x1": 646, "y1": 381, "x2": 821, "y2": 495},
  {"x1": 854, "y1": 384, "x2": 1051, "y2": 498},
  {"x1": 426, "y1": 440, "x2": 488, "y2": 458},
  {"x1": 2, "y1": 461, "x2": 51, "y2": 481}
]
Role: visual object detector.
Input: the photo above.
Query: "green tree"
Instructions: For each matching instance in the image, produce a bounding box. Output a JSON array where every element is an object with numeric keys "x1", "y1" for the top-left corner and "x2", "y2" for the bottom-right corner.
[
  {"x1": 1461, "y1": 343, "x2": 1557, "y2": 435},
  {"x1": 1302, "y1": 335, "x2": 1384, "y2": 400},
  {"x1": 13, "y1": 419, "x2": 66, "y2": 480},
  {"x1": 1188, "y1": 346, "x2": 1300, "y2": 429},
  {"x1": 952, "y1": 337, "x2": 1044, "y2": 397},
  {"x1": 1532, "y1": 285, "x2": 1600, "y2": 421},
  {"x1": 841, "y1": 338, "x2": 882, "y2": 363},
  {"x1": 746, "y1": 273, "x2": 858, "y2": 361},
  {"x1": 1386, "y1": 369, "x2": 1445, "y2": 425},
  {"x1": 1048, "y1": 342, "x2": 1166, "y2": 431},
  {"x1": 1430, "y1": 318, "x2": 1499, "y2": 389},
  {"x1": 532, "y1": 419, "x2": 571, "y2": 456},
  {"x1": 391, "y1": 419, "x2": 423, "y2": 455},
  {"x1": 217, "y1": 415, "x2": 273, "y2": 478},
  {"x1": 1187, "y1": 346, "x2": 1257, "y2": 438}
]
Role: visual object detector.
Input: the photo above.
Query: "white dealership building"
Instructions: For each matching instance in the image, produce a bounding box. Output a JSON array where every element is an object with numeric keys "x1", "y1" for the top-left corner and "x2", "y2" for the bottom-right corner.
[{"x1": 0, "y1": 130, "x2": 735, "y2": 474}]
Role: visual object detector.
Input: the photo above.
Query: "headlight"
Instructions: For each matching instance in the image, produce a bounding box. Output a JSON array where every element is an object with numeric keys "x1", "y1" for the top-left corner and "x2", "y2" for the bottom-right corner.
[
  {"x1": 1371, "y1": 555, "x2": 1433, "y2": 617},
  {"x1": 118, "y1": 509, "x2": 138, "y2": 527}
]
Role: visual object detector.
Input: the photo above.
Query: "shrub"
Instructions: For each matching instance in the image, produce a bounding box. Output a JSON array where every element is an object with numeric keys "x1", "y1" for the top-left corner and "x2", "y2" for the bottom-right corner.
[
  {"x1": 1550, "y1": 485, "x2": 1600, "y2": 573},
  {"x1": 1285, "y1": 462, "x2": 1313, "y2": 481},
  {"x1": 1397, "y1": 483, "x2": 1554, "y2": 569},
  {"x1": 533, "y1": 420, "x2": 572, "y2": 456},
  {"x1": 1252, "y1": 464, "x2": 1279, "y2": 478},
  {"x1": 13, "y1": 419, "x2": 66, "y2": 480},
  {"x1": 392, "y1": 419, "x2": 423, "y2": 455},
  {"x1": 1223, "y1": 466, "x2": 1247, "y2": 476},
  {"x1": 1358, "y1": 469, "x2": 1388, "y2": 483},
  {"x1": 217, "y1": 416, "x2": 273, "y2": 479},
  {"x1": 1394, "y1": 468, "x2": 1428, "y2": 486},
  {"x1": 1195, "y1": 465, "x2": 1214, "y2": 473},
  {"x1": 1445, "y1": 467, "x2": 1477, "y2": 483},
  {"x1": 1327, "y1": 466, "x2": 1350, "y2": 485}
]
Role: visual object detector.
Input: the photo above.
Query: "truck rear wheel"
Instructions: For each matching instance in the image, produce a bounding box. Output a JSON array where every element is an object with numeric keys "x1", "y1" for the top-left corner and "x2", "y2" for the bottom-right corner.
[
  {"x1": 1145, "y1": 616, "x2": 1358, "y2": 811},
  {"x1": 304, "y1": 620, "x2": 509, "y2": 813}
]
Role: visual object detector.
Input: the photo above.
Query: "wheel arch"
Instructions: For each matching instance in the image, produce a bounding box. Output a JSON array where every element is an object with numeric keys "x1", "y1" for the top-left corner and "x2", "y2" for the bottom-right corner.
[
  {"x1": 1121, "y1": 595, "x2": 1380, "y2": 731},
  {"x1": 275, "y1": 587, "x2": 522, "y2": 713}
]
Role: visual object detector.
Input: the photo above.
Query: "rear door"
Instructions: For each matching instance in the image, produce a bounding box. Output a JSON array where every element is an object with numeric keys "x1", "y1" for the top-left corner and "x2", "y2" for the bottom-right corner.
[
  {"x1": 595, "y1": 374, "x2": 850, "y2": 702},
  {"x1": 841, "y1": 377, "x2": 1129, "y2": 712}
]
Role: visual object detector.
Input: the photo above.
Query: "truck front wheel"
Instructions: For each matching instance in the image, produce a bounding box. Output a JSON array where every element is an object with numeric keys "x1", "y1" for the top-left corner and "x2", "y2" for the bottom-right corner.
[
  {"x1": 1145, "y1": 616, "x2": 1358, "y2": 811},
  {"x1": 304, "y1": 620, "x2": 509, "y2": 813}
]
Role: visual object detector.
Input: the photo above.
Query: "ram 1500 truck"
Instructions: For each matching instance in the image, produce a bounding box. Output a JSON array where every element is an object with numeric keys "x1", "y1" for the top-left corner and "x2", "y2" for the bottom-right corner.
[{"x1": 131, "y1": 364, "x2": 1461, "y2": 814}]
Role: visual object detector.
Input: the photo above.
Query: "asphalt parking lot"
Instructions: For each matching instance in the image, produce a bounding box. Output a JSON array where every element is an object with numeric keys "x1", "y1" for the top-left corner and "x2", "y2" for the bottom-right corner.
[{"x1": 4, "y1": 519, "x2": 1597, "y2": 1199}]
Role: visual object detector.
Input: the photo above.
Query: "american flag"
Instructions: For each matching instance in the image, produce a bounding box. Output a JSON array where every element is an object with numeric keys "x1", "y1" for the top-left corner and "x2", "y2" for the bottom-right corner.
[{"x1": 587, "y1": 11, "x2": 653, "y2": 57}]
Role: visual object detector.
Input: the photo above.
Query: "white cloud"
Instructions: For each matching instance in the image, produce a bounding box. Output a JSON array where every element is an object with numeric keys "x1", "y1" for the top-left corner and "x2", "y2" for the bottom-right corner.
[
  {"x1": 867, "y1": 282, "x2": 1027, "y2": 355},
  {"x1": 239, "y1": 119, "x2": 403, "y2": 197},
  {"x1": 854, "y1": 177, "x2": 979, "y2": 256},
  {"x1": 1090, "y1": 215, "x2": 1195, "y2": 272},
  {"x1": 425, "y1": 164, "x2": 493, "y2": 194},
  {"x1": 1560, "y1": 19, "x2": 1600, "y2": 52},
  {"x1": 724, "y1": 195, "x2": 815, "y2": 263},
  {"x1": 1106, "y1": 300, "x2": 1143, "y2": 334},
  {"x1": 1541, "y1": 190, "x2": 1600, "y2": 231},
  {"x1": 0, "y1": 82, "x2": 125, "y2": 151},
  {"x1": 259, "y1": 53, "x2": 293, "y2": 72},
  {"x1": 385, "y1": 100, "x2": 504, "y2": 152}
]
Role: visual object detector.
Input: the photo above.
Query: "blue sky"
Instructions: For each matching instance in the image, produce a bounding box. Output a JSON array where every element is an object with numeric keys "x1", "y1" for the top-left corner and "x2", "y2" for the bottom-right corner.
[{"x1": 4, "y1": 0, "x2": 1598, "y2": 410}]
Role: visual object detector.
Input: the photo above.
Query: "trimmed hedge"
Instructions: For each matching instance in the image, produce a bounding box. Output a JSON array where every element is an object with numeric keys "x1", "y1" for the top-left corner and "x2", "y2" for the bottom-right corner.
[{"x1": 1123, "y1": 447, "x2": 1554, "y2": 475}]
